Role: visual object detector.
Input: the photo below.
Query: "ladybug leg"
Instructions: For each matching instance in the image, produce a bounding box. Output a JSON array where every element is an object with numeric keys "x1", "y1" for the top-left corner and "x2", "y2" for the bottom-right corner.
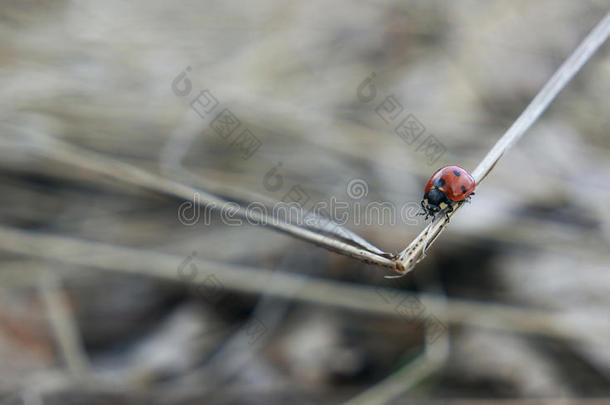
[
  {"x1": 418, "y1": 201, "x2": 426, "y2": 216},
  {"x1": 419, "y1": 200, "x2": 431, "y2": 221},
  {"x1": 443, "y1": 203, "x2": 454, "y2": 221}
]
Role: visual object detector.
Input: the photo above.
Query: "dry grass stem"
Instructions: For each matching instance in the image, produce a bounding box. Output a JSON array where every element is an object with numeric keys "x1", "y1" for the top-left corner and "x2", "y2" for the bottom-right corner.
[
  {"x1": 2, "y1": 12, "x2": 608, "y2": 277},
  {"x1": 2, "y1": 126, "x2": 397, "y2": 270},
  {"x1": 396, "y1": 10, "x2": 610, "y2": 275}
]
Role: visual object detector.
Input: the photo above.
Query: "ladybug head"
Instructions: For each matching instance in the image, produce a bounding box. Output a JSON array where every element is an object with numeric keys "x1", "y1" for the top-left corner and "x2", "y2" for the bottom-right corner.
[
  {"x1": 421, "y1": 188, "x2": 450, "y2": 218},
  {"x1": 426, "y1": 188, "x2": 446, "y2": 208}
]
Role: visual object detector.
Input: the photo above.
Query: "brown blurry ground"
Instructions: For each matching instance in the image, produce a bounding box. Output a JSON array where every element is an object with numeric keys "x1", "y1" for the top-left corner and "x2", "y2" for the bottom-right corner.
[{"x1": 1, "y1": 1, "x2": 610, "y2": 404}]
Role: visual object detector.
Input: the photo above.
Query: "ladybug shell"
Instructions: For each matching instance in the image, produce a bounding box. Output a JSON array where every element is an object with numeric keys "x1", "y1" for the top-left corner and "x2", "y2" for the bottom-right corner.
[{"x1": 424, "y1": 165, "x2": 475, "y2": 202}]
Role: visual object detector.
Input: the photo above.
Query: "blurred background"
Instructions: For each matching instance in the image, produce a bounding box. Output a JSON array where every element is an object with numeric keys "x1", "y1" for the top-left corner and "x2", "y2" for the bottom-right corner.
[{"x1": 1, "y1": 1, "x2": 610, "y2": 404}]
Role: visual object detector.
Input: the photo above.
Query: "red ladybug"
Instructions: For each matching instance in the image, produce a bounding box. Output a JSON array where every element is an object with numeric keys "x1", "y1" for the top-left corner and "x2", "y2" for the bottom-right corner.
[{"x1": 421, "y1": 165, "x2": 475, "y2": 219}]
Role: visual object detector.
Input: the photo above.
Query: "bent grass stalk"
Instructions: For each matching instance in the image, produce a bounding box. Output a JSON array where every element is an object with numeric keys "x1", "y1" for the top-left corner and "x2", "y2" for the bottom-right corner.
[
  {"x1": 6, "y1": 125, "x2": 398, "y2": 268},
  {"x1": 4, "y1": 11, "x2": 609, "y2": 275},
  {"x1": 395, "y1": 10, "x2": 610, "y2": 275}
]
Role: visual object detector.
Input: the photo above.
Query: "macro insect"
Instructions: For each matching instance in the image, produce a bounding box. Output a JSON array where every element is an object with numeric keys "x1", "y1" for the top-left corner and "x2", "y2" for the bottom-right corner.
[{"x1": 420, "y1": 165, "x2": 476, "y2": 220}]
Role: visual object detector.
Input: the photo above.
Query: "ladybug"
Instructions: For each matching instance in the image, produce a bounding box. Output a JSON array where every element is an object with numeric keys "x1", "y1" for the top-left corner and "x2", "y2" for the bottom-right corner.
[{"x1": 420, "y1": 165, "x2": 476, "y2": 219}]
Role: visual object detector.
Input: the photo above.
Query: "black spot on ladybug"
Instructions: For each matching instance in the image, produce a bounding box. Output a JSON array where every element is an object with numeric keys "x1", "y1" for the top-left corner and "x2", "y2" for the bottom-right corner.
[
  {"x1": 453, "y1": 170, "x2": 461, "y2": 177},
  {"x1": 434, "y1": 178, "x2": 446, "y2": 187},
  {"x1": 461, "y1": 185, "x2": 467, "y2": 194}
]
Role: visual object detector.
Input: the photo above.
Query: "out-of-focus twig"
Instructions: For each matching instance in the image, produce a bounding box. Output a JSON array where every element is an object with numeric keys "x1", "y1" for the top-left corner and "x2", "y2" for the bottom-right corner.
[
  {"x1": 37, "y1": 271, "x2": 91, "y2": 379},
  {"x1": 342, "y1": 303, "x2": 450, "y2": 405},
  {"x1": 342, "y1": 351, "x2": 437, "y2": 405},
  {"x1": 1, "y1": 225, "x2": 608, "y2": 345},
  {"x1": 397, "y1": 10, "x2": 610, "y2": 275}
]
